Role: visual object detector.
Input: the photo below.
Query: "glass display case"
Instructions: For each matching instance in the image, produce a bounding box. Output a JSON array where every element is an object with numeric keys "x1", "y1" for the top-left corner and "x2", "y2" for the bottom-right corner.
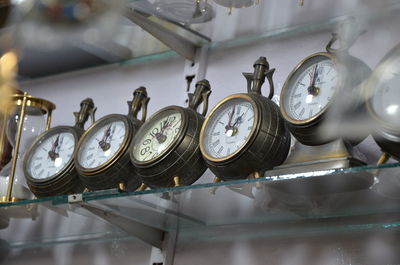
[{"x1": 1, "y1": 1, "x2": 400, "y2": 264}]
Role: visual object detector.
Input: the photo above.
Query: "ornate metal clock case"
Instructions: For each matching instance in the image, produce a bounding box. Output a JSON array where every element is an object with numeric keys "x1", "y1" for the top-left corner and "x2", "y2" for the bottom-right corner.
[
  {"x1": 280, "y1": 33, "x2": 371, "y2": 146},
  {"x1": 24, "y1": 98, "x2": 96, "y2": 197},
  {"x1": 200, "y1": 57, "x2": 291, "y2": 181},
  {"x1": 130, "y1": 80, "x2": 211, "y2": 188},
  {"x1": 269, "y1": 34, "x2": 374, "y2": 194},
  {"x1": 75, "y1": 87, "x2": 149, "y2": 191},
  {"x1": 365, "y1": 43, "x2": 400, "y2": 163}
]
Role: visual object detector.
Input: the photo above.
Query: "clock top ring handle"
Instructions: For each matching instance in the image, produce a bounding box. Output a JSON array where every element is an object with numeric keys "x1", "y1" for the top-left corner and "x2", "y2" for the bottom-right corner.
[
  {"x1": 74, "y1": 98, "x2": 96, "y2": 129},
  {"x1": 188, "y1": 79, "x2": 212, "y2": 117},
  {"x1": 326, "y1": 18, "x2": 365, "y2": 54},
  {"x1": 243, "y1": 56, "x2": 275, "y2": 99},
  {"x1": 128, "y1": 86, "x2": 150, "y2": 122}
]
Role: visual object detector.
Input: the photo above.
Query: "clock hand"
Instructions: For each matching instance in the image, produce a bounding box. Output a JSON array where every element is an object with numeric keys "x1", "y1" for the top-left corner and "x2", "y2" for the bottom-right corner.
[
  {"x1": 48, "y1": 135, "x2": 60, "y2": 160},
  {"x1": 232, "y1": 113, "x2": 245, "y2": 128},
  {"x1": 225, "y1": 106, "x2": 235, "y2": 131},
  {"x1": 99, "y1": 124, "x2": 112, "y2": 150},
  {"x1": 308, "y1": 64, "x2": 320, "y2": 96},
  {"x1": 55, "y1": 136, "x2": 64, "y2": 154}
]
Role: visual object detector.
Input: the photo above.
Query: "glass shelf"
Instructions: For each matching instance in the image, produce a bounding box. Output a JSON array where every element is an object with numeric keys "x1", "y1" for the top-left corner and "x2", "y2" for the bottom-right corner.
[
  {"x1": 1, "y1": 163, "x2": 400, "y2": 249},
  {"x1": 16, "y1": 0, "x2": 400, "y2": 77}
]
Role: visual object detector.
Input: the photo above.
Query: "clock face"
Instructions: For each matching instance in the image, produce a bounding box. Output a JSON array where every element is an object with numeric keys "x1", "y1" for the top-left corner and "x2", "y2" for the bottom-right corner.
[
  {"x1": 132, "y1": 109, "x2": 182, "y2": 162},
  {"x1": 283, "y1": 55, "x2": 338, "y2": 121},
  {"x1": 26, "y1": 130, "x2": 76, "y2": 180},
  {"x1": 201, "y1": 97, "x2": 255, "y2": 159},
  {"x1": 77, "y1": 118, "x2": 127, "y2": 170},
  {"x1": 371, "y1": 59, "x2": 400, "y2": 128}
]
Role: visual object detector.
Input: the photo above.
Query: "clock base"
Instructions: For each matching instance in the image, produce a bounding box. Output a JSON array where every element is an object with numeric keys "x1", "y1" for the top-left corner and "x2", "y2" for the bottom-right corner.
[{"x1": 265, "y1": 139, "x2": 373, "y2": 195}]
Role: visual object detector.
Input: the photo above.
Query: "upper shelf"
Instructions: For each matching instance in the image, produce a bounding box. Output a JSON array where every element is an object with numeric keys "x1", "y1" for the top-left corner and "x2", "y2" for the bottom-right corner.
[{"x1": 9, "y1": 0, "x2": 400, "y2": 78}]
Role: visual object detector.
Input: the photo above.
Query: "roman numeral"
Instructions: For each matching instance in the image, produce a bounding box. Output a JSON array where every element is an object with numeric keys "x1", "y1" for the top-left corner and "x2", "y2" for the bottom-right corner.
[
  {"x1": 299, "y1": 108, "x2": 305, "y2": 117},
  {"x1": 212, "y1": 139, "x2": 220, "y2": 147},
  {"x1": 217, "y1": 146, "x2": 224, "y2": 154}
]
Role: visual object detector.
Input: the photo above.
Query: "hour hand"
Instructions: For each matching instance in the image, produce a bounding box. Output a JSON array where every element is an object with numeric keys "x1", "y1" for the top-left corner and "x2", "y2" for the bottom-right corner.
[{"x1": 48, "y1": 136, "x2": 60, "y2": 160}]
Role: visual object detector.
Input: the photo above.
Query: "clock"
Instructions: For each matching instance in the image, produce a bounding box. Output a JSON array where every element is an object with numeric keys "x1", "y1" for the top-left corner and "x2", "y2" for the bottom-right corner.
[
  {"x1": 366, "y1": 43, "x2": 400, "y2": 162},
  {"x1": 75, "y1": 87, "x2": 149, "y2": 191},
  {"x1": 280, "y1": 34, "x2": 371, "y2": 146},
  {"x1": 200, "y1": 57, "x2": 291, "y2": 181},
  {"x1": 24, "y1": 98, "x2": 96, "y2": 197},
  {"x1": 130, "y1": 80, "x2": 211, "y2": 188}
]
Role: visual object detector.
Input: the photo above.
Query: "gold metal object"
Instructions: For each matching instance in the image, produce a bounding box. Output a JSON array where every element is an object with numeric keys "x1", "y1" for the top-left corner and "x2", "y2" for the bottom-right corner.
[
  {"x1": 173, "y1": 176, "x2": 180, "y2": 187},
  {"x1": 74, "y1": 98, "x2": 96, "y2": 128},
  {"x1": 280, "y1": 33, "x2": 371, "y2": 146},
  {"x1": 200, "y1": 57, "x2": 290, "y2": 181},
  {"x1": 253, "y1": 171, "x2": 261, "y2": 179},
  {"x1": 1, "y1": 92, "x2": 55, "y2": 202},
  {"x1": 209, "y1": 177, "x2": 221, "y2": 194},
  {"x1": 131, "y1": 80, "x2": 211, "y2": 188},
  {"x1": 137, "y1": 183, "x2": 147, "y2": 191},
  {"x1": 377, "y1": 152, "x2": 390, "y2": 166},
  {"x1": 0, "y1": 112, "x2": 11, "y2": 170},
  {"x1": 0, "y1": 51, "x2": 17, "y2": 116},
  {"x1": 253, "y1": 171, "x2": 262, "y2": 189},
  {"x1": 118, "y1": 182, "x2": 127, "y2": 191},
  {"x1": 76, "y1": 87, "x2": 149, "y2": 191},
  {"x1": 8, "y1": 94, "x2": 56, "y2": 115},
  {"x1": 200, "y1": 94, "x2": 259, "y2": 163},
  {"x1": 24, "y1": 98, "x2": 95, "y2": 197},
  {"x1": 6, "y1": 92, "x2": 28, "y2": 201},
  {"x1": 83, "y1": 188, "x2": 90, "y2": 193},
  {"x1": 280, "y1": 52, "x2": 339, "y2": 126},
  {"x1": 0, "y1": 196, "x2": 24, "y2": 202}
]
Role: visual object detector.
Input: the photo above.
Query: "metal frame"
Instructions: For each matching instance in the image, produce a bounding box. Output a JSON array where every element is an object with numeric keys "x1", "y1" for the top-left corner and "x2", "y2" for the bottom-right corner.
[{"x1": 124, "y1": 9, "x2": 200, "y2": 62}]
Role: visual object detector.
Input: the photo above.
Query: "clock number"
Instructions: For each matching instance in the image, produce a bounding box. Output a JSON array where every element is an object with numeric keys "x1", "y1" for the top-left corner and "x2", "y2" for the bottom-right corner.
[
  {"x1": 175, "y1": 127, "x2": 180, "y2": 134},
  {"x1": 143, "y1": 139, "x2": 151, "y2": 145},
  {"x1": 169, "y1": 116, "x2": 176, "y2": 123},
  {"x1": 150, "y1": 128, "x2": 159, "y2": 138},
  {"x1": 141, "y1": 146, "x2": 150, "y2": 156}
]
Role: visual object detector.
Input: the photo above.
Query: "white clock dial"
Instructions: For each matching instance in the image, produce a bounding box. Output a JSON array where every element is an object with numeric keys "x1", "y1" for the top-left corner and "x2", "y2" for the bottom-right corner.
[
  {"x1": 133, "y1": 109, "x2": 182, "y2": 162},
  {"x1": 202, "y1": 98, "x2": 255, "y2": 159},
  {"x1": 284, "y1": 57, "x2": 338, "y2": 121},
  {"x1": 27, "y1": 132, "x2": 75, "y2": 179},
  {"x1": 78, "y1": 119, "x2": 126, "y2": 169},
  {"x1": 371, "y1": 62, "x2": 400, "y2": 127}
]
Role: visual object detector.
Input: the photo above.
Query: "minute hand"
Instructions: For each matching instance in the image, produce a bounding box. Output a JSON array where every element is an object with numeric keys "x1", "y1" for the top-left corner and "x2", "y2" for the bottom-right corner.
[{"x1": 232, "y1": 113, "x2": 245, "y2": 128}]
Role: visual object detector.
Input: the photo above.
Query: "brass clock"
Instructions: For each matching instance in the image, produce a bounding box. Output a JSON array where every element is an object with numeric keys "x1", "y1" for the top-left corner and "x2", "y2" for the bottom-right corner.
[
  {"x1": 200, "y1": 57, "x2": 291, "y2": 181},
  {"x1": 75, "y1": 87, "x2": 149, "y2": 191},
  {"x1": 280, "y1": 34, "x2": 371, "y2": 146},
  {"x1": 366, "y1": 43, "x2": 400, "y2": 162},
  {"x1": 130, "y1": 80, "x2": 211, "y2": 188},
  {"x1": 24, "y1": 98, "x2": 96, "y2": 197}
]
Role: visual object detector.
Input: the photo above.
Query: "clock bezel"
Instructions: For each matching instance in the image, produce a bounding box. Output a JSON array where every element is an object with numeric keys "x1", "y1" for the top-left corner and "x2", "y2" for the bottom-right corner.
[
  {"x1": 280, "y1": 52, "x2": 343, "y2": 126},
  {"x1": 130, "y1": 106, "x2": 189, "y2": 167},
  {"x1": 75, "y1": 114, "x2": 132, "y2": 175},
  {"x1": 24, "y1": 126, "x2": 80, "y2": 184},
  {"x1": 365, "y1": 43, "x2": 400, "y2": 135},
  {"x1": 199, "y1": 93, "x2": 260, "y2": 163}
]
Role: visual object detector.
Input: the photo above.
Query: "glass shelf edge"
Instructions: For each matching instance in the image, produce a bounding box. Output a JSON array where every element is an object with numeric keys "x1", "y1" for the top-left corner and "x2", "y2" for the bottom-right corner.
[{"x1": 0, "y1": 162, "x2": 398, "y2": 208}]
